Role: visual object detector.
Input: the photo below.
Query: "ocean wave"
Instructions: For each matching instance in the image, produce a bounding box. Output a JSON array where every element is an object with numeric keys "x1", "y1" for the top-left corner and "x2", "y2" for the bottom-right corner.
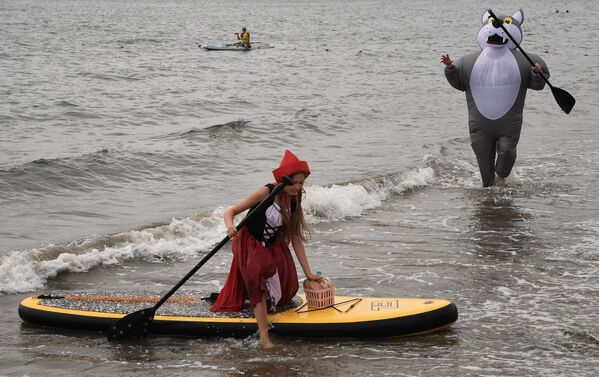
[
  {"x1": 153, "y1": 120, "x2": 251, "y2": 141},
  {"x1": 78, "y1": 71, "x2": 143, "y2": 82},
  {"x1": 305, "y1": 167, "x2": 435, "y2": 221},
  {"x1": 4, "y1": 151, "x2": 580, "y2": 294},
  {"x1": 424, "y1": 153, "x2": 481, "y2": 189},
  {"x1": 0, "y1": 210, "x2": 227, "y2": 294},
  {"x1": 0, "y1": 167, "x2": 436, "y2": 294},
  {"x1": 56, "y1": 100, "x2": 78, "y2": 107},
  {"x1": 0, "y1": 148, "x2": 174, "y2": 199},
  {"x1": 115, "y1": 37, "x2": 164, "y2": 45},
  {"x1": 423, "y1": 152, "x2": 575, "y2": 196}
]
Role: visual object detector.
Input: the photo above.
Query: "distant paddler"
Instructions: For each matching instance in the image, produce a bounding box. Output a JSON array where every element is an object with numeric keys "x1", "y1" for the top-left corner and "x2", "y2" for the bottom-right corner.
[{"x1": 235, "y1": 27, "x2": 251, "y2": 49}]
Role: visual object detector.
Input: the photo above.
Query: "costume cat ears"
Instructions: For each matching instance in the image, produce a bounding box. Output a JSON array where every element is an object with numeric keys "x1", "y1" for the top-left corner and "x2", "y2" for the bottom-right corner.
[{"x1": 481, "y1": 9, "x2": 524, "y2": 25}]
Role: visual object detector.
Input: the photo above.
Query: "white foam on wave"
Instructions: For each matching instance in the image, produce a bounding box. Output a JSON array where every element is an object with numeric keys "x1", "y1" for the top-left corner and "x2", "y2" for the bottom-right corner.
[
  {"x1": 304, "y1": 183, "x2": 383, "y2": 221},
  {"x1": 425, "y1": 151, "x2": 569, "y2": 191},
  {"x1": 0, "y1": 208, "x2": 228, "y2": 294},
  {"x1": 304, "y1": 167, "x2": 435, "y2": 222},
  {"x1": 424, "y1": 154, "x2": 481, "y2": 189},
  {"x1": 1, "y1": 168, "x2": 436, "y2": 294}
]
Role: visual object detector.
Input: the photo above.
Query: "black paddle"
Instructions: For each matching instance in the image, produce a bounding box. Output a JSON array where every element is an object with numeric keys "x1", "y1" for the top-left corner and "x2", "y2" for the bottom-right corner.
[
  {"x1": 107, "y1": 175, "x2": 294, "y2": 341},
  {"x1": 487, "y1": 9, "x2": 575, "y2": 114}
]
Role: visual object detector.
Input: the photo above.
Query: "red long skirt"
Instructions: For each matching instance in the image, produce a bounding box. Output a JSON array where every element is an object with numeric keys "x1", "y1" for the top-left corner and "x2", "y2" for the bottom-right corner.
[{"x1": 210, "y1": 227, "x2": 299, "y2": 312}]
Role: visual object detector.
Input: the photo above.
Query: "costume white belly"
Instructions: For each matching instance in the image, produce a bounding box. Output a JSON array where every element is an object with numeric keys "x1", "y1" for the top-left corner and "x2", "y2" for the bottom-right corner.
[{"x1": 470, "y1": 48, "x2": 521, "y2": 120}]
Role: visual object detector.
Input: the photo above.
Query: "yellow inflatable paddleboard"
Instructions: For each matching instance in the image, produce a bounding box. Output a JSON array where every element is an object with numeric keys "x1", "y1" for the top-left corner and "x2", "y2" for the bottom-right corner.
[{"x1": 19, "y1": 292, "x2": 457, "y2": 338}]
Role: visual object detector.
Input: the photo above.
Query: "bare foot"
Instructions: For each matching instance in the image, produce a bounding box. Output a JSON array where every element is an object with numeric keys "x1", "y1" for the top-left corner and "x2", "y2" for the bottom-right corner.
[
  {"x1": 259, "y1": 336, "x2": 274, "y2": 349},
  {"x1": 495, "y1": 176, "x2": 507, "y2": 187}
]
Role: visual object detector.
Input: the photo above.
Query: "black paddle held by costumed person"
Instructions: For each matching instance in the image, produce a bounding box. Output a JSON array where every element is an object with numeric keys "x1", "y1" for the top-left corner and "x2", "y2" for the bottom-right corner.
[{"x1": 487, "y1": 9, "x2": 575, "y2": 114}]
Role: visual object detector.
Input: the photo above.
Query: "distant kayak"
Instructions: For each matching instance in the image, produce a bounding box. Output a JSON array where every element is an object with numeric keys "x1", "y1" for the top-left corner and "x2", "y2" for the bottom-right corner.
[{"x1": 201, "y1": 42, "x2": 274, "y2": 51}]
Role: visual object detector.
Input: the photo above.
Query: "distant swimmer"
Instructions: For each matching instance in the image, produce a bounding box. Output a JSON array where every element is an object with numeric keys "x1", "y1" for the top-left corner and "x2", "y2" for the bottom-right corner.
[{"x1": 235, "y1": 27, "x2": 251, "y2": 49}]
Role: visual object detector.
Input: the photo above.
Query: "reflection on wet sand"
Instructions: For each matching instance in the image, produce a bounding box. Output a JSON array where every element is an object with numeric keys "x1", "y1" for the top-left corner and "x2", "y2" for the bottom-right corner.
[{"x1": 468, "y1": 191, "x2": 538, "y2": 259}]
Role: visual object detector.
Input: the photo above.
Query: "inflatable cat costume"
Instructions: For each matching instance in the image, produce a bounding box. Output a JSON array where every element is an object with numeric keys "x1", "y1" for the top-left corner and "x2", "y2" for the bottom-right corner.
[{"x1": 443, "y1": 9, "x2": 549, "y2": 187}]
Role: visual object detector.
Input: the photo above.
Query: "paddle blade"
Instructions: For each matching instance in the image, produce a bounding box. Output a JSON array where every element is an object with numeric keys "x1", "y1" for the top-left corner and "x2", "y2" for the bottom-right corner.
[
  {"x1": 551, "y1": 85, "x2": 576, "y2": 114},
  {"x1": 107, "y1": 308, "x2": 155, "y2": 341}
]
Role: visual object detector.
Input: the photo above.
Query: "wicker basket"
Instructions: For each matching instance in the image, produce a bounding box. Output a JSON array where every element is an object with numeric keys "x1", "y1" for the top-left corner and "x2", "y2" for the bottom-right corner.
[{"x1": 303, "y1": 277, "x2": 335, "y2": 309}]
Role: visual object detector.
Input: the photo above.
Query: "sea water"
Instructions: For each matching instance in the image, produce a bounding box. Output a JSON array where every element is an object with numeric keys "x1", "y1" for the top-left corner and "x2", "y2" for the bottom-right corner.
[{"x1": 1, "y1": 0, "x2": 598, "y2": 376}]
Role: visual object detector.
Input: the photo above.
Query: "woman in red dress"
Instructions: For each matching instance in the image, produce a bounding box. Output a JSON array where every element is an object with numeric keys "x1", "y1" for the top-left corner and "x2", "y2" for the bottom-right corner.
[{"x1": 211, "y1": 150, "x2": 322, "y2": 348}]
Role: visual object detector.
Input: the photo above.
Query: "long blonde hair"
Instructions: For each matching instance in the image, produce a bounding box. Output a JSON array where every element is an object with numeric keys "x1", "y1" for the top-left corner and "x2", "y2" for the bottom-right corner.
[{"x1": 278, "y1": 189, "x2": 310, "y2": 242}]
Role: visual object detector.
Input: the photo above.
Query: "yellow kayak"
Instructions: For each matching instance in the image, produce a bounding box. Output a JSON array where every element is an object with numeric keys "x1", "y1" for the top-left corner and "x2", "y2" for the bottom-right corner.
[{"x1": 19, "y1": 292, "x2": 457, "y2": 338}]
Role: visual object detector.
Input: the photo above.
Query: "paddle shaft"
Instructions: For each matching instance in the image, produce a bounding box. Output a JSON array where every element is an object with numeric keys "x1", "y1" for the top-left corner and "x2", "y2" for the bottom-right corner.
[
  {"x1": 487, "y1": 10, "x2": 553, "y2": 88},
  {"x1": 150, "y1": 176, "x2": 293, "y2": 312}
]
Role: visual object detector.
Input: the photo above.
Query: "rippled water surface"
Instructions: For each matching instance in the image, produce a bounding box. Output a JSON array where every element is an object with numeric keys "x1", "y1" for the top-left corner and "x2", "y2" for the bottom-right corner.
[{"x1": 1, "y1": 0, "x2": 598, "y2": 376}]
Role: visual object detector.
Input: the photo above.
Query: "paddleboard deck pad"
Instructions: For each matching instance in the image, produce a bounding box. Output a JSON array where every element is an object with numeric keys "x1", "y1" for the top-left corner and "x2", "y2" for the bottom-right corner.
[{"x1": 19, "y1": 291, "x2": 458, "y2": 338}]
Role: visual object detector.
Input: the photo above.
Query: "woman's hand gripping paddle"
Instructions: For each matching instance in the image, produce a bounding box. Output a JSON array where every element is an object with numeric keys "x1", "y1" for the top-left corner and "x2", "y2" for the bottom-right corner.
[
  {"x1": 107, "y1": 176, "x2": 294, "y2": 341},
  {"x1": 487, "y1": 9, "x2": 575, "y2": 114}
]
